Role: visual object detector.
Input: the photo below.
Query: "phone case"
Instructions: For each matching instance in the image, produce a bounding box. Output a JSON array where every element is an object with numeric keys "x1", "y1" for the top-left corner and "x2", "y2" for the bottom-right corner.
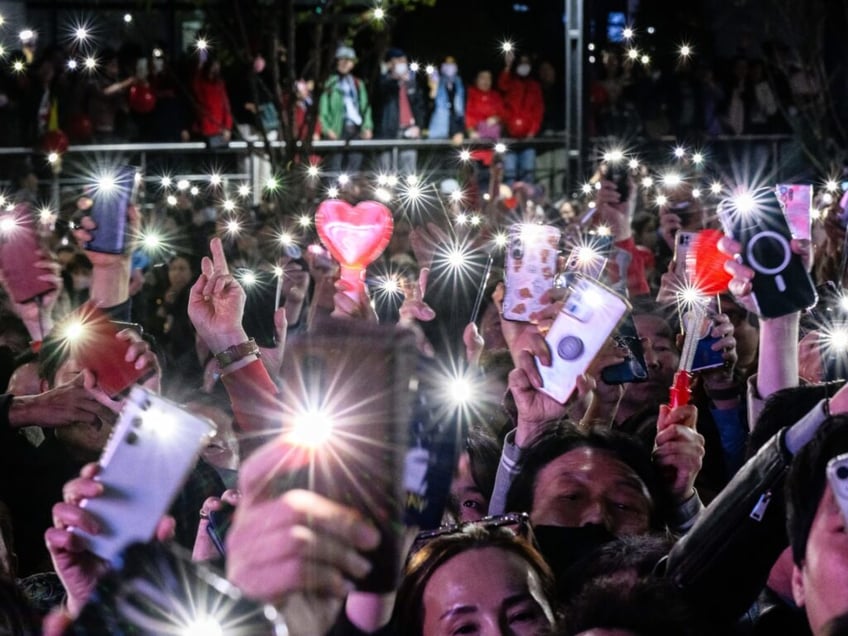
[
  {"x1": 827, "y1": 453, "x2": 848, "y2": 524},
  {"x1": 674, "y1": 231, "x2": 697, "y2": 281},
  {"x1": 86, "y1": 166, "x2": 138, "y2": 254},
  {"x1": 538, "y1": 276, "x2": 630, "y2": 403},
  {"x1": 503, "y1": 224, "x2": 561, "y2": 321},
  {"x1": 66, "y1": 305, "x2": 153, "y2": 398},
  {"x1": 277, "y1": 317, "x2": 417, "y2": 593},
  {"x1": 561, "y1": 232, "x2": 614, "y2": 288},
  {"x1": 0, "y1": 204, "x2": 58, "y2": 303},
  {"x1": 717, "y1": 197, "x2": 817, "y2": 318},
  {"x1": 775, "y1": 184, "x2": 812, "y2": 240},
  {"x1": 72, "y1": 387, "x2": 215, "y2": 566}
]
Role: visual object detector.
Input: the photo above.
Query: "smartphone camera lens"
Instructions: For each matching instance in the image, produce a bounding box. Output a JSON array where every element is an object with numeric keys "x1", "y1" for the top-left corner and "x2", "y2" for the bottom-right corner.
[{"x1": 837, "y1": 465, "x2": 848, "y2": 480}]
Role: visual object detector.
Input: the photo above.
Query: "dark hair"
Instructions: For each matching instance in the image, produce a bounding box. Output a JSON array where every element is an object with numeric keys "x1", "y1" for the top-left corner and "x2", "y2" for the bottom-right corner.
[
  {"x1": 564, "y1": 575, "x2": 700, "y2": 636},
  {"x1": 505, "y1": 422, "x2": 664, "y2": 528},
  {"x1": 0, "y1": 576, "x2": 39, "y2": 634},
  {"x1": 786, "y1": 414, "x2": 848, "y2": 566},
  {"x1": 0, "y1": 501, "x2": 15, "y2": 578},
  {"x1": 391, "y1": 524, "x2": 557, "y2": 634}
]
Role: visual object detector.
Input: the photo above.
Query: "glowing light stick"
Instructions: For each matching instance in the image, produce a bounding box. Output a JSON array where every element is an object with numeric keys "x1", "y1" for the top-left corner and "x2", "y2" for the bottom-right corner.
[{"x1": 315, "y1": 199, "x2": 393, "y2": 300}]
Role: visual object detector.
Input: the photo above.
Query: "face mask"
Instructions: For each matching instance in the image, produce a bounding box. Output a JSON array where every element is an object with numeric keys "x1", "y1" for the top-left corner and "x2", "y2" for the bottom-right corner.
[
  {"x1": 394, "y1": 62, "x2": 408, "y2": 77},
  {"x1": 516, "y1": 63, "x2": 531, "y2": 77},
  {"x1": 441, "y1": 63, "x2": 457, "y2": 78},
  {"x1": 533, "y1": 524, "x2": 618, "y2": 589}
]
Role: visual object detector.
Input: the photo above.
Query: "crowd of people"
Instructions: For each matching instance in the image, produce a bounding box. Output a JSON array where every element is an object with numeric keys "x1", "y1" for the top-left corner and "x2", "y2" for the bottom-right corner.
[
  {"x1": 0, "y1": 125, "x2": 845, "y2": 635},
  {"x1": 0, "y1": 36, "x2": 565, "y2": 186}
]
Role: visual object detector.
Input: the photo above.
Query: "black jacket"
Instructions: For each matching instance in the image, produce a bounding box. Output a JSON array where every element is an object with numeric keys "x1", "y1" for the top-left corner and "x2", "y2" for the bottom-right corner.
[{"x1": 376, "y1": 73, "x2": 426, "y2": 139}]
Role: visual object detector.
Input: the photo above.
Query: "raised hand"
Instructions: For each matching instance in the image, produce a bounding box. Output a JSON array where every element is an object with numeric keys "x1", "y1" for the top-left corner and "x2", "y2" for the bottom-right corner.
[
  {"x1": 188, "y1": 237, "x2": 249, "y2": 354},
  {"x1": 654, "y1": 404, "x2": 704, "y2": 504}
]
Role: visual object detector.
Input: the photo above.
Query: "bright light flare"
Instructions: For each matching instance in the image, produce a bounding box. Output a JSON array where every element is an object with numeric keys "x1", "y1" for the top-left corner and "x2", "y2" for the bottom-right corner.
[
  {"x1": 710, "y1": 181, "x2": 723, "y2": 195},
  {"x1": 12, "y1": 60, "x2": 25, "y2": 73},
  {"x1": 732, "y1": 190, "x2": 757, "y2": 214},
  {"x1": 603, "y1": 148, "x2": 625, "y2": 163},
  {"x1": 494, "y1": 142, "x2": 507, "y2": 154},
  {"x1": 306, "y1": 164, "x2": 320, "y2": 179},
  {"x1": 327, "y1": 186, "x2": 339, "y2": 199},
  {"x1": 692, "y1": 152, "x2": 704, "y2": 165},
  {"x1": 225, "y1": 219, "x2": 241, "y2": 235},
  {"x1": 181, "y1": 616, "x2": 223, "y2": 636},
  {"x1": 176, "y1": 179, "x2": 190, "y2": 191},
  {"x1": 19, "y1": 29, "x2": 35, "y2": 43},
  {"x1": 278, "y1": 231, "x2": 294, "y2": 246},
  {"x1": 581, "y1": 183, "x2": 593, "y2": 195},
  {"x1": 298, "y1": 215, "x2": 312, "y2": 228},
  {"x1": 691, "y1": 188, "x2": 701, "y2": 199},
  {"x1": 47, "y1": 152, "x2": 59, "y2": 164},
  {"x1": 825, "y1": 179, "x2": 840, "y2": 193},
  {"x1": 0, "y1": 217, "x2": 17, "y2": 234},
  {"x1": 83, "y1": 56, "x2": 97, "y2": 71},
  {"x1": 195, "y1": 37, "x2": 209, "y2": 52},
  {"x1": 673, "y1": 146, "x2": 687, "y2": 159},
  {"x1": 622, "y1": 26, "x2": 634, "y2": 40},
  {"x1": 662, "y1": 172, "x2": 683, "y2": 187},
  {"x1": 237, "y1": 183, "x2": 251, "y2": 198},
  {"x1": 501, "y1": 40, "x2": 514, "y2": 54},
  {"x1": 641, "y1": 176, "x2": 654, "y2": 188},
  {"x1": 626, "y1": 48, "x2": 640, "y2": 61},
  {"x1": 239, "y1": 270, "x2": 257, "y2": 286},
  {"x1": 628, "y1": 158, "x2": 640, "y2": 170},
  {"x1": 160, "y1": 176, "x2": 172, "y2": 188},
  {"x1": 656, "y1": 194, "x2": 668, "y2": 207},
  {"x1": 458, "y1": 148, "x2": 472, "y2": 162},
  {"x1": 375, "y1": 187, "x2": 392, "y2": 202},
  {"x1": 449, "y1": 189, "x2": 464, "y2": 204},
  {"x1": 265, "y1": 176, "x2": 279, "y2": 191},
  {"x1": 209, "y1": 173, "x2": 222, "y2": 187},
  {"x1": 640, "y1": 54, "x2": 651, "y2": 65},
  {"x1": 372, "y1": 6, "x2": 385, "y2": 21},
  {"x1": 337, "y1": 173, "x2": 350, "y2": 187},
  {"x1": 679, "y1": 43, "x2": 693, "y2": 59},
  {"x1": 288, "y1": 408, "x2": 335, "y2": 448},
  {"x1": 222, "y1": 199, "x2": 235, "y2": 212}
]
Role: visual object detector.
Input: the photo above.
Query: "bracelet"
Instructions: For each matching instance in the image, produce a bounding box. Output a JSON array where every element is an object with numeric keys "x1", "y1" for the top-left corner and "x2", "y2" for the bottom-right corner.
[
  {"x1": 706, "y1": 385, "x2": 740, "y2": 401},
  {"x1": 214, "y1": 339, "x2": 260, "y2": 368}
]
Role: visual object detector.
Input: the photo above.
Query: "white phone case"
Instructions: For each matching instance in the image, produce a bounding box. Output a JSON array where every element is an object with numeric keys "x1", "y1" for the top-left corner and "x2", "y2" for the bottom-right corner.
[
  {"x1": 537, "y1": 276, "x2": 630, "y2": 404},
  {"x1": 72, "y1": 387, "x2": 215, "y2": 566}
]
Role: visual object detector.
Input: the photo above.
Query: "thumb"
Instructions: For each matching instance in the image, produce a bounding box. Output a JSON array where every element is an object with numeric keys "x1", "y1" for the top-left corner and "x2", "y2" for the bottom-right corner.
[{"x1": 154, "y1": 515, "x2": 176, "y2": 542}]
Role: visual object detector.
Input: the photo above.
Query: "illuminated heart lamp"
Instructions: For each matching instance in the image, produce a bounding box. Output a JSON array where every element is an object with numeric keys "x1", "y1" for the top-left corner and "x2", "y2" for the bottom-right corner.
[
  {"x1": 687, "y1": 228, "x2": 734, "y2": 296},
  {"x1": 315, "y1": 199, "x2": 393, "y2": 300}
]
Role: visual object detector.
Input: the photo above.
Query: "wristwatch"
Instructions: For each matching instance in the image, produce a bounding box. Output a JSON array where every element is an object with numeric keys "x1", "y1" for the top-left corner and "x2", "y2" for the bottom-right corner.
[{"x1": 214, "y1": 338, "x2": 260, "y2": 368}]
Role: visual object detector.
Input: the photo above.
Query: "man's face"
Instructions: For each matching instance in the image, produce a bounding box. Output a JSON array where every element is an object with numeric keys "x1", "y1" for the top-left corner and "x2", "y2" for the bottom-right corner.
[
  {"x1": 792, "y1": 483, "x2": 848, "y2": 634},
  {"x1": 530, "y1": 446, "x2": 653, "y2": 536},
  {"x1": 622, "y1": 314, "x2": 679, "y2": 406},
  {"x1": 448, "y1": 452, "x2": 488, "y2": 523},
  {"x1": 51, "y1": 359, "x2": 115, "y2": 458}
]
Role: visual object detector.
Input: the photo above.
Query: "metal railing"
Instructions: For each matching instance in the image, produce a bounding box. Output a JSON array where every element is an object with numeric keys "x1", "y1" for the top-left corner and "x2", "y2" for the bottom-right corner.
[{"x1": 0, "y1": 133, "x2": 797, "y2": 209}]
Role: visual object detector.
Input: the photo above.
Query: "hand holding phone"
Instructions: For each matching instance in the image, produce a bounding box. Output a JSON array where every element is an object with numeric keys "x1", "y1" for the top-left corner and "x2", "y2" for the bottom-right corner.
[
  {"x1": 0, "y1": 204, "x2": 58, "y2": 303},
  {"x1": 537, "y1": 276, "x2": 630, "y2": 404},
  {"x1": 717, "y1": 194, "x2": 817, "y2": 318},
  {"x1": 58, "y1": 305, "x2": 156, "y2": 398},
  {"x1": 71, "y1": 388, "x2": 215, "y2": 566}
]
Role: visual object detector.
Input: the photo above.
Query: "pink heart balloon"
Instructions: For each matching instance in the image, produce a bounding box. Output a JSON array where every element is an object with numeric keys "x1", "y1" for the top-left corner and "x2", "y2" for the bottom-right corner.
[{"x1": 315, "y1": 199, "x2": 394, "y2": 270}]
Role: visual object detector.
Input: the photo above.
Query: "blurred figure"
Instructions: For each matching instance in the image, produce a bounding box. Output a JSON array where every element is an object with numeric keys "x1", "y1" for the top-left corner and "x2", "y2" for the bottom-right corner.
[
  {"x1": 192, "y1": 55, "x2": 233, "y2": 147},
  {"x1": 319, "y1": 45, "x2": 373, "y2": 175},
  {"x1": 465, "y1": 69, "x2": 505, "y2": 200},
  {"x1": 499, "y1": 52, "x2": 544, "y2": 184},
  {"x1": 377, "y1": 47, "x2": 426, "y2": 175},
  {"x1": 427, "y1": 55, "x2": 465, "y2": 144},
  {"x1": 85, "y1": 49, "x2": 134, "y2": 143}
]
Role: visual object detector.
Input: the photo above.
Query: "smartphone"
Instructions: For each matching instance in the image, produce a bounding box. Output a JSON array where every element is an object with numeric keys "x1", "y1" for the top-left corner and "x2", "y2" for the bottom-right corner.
[
  {"x1": 775, "y1": 184, "x2": 812, "y2": 240},
  {"x1": 603, "y1": 161, "x2": 630, "y2": 201},
  {"x1": 469, "y1": 253, "x2": 494, "y2": 325},
  {"x1": 86, "y1": 166, "x2": 139, "y2": 254},
  {"x1": 537, "y1": 276, "x2": 630, "y2": 404},
  {"x1": 820, "y1": 322, "x2": 848, "y2": 382},
  {"x1": 71, "y1": 387, "x2": 215, "y2": 566},
  {"x1": 827, "y1": 453, "x2": 848, "y2": 524},
  {"x1": 684, "y1": 308, "x2": 725, "y2": 372},
  {"x1": 277, "y1": 317, "x2": 417, "y2": 593},
  {"x1": 0, "y1": 203, "x2": 58, "y2": 303},
  {"x1": 674, "y1": 231, "x2": 697, "y2": 281},
  {"x1": 717, "y1": 196, "x2": 817, "y2": 319},
  {"x1": 205, "y1": 502, "x2": 235, "y2": 558},
  {"x1": 601, "y1": 313, "x2": 648, "y2": 384},
  {"x1": 503, "y1": 224, "x2": 561, "y2": 321},
  {"x1": 62, "y1": 305, "x2": 155, "y2": 398},
  {"x1": 238, "y1": 268, "x2": 283, "y2": 348}
]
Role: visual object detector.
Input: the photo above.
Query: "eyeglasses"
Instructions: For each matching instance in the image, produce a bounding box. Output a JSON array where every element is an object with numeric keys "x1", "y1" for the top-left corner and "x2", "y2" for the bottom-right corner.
[{"x1": 408, "y1": 512, "x2": 534, "y2": 561}]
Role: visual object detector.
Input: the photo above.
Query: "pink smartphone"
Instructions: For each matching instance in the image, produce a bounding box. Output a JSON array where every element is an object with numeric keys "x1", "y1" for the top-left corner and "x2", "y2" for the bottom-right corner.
[
  {"x1": 503, "y1": 224, "x2": 561, "y2": 321},
  {"x1": 0, "y1": 204, "x2": 57, "y2": 303}
]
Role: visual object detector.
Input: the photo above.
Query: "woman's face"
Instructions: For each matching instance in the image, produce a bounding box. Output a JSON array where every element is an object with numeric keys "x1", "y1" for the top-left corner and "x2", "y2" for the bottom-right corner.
[
  {"x1": 168, "y1": 257, "x2": 192, "y2": 289},
  {"x1": 421, "y1": 546, "x2": 554, "y2": 636},
  {"x1": 476, "y1": 71, "x2": 492, "y2": 91}
]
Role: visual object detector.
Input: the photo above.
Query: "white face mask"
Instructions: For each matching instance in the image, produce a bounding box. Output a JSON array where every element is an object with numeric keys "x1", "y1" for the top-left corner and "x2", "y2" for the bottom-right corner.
[
  {"x1": 441, "y1": 63, "x2": 457, "y2": 78},
  {"x1": 516, "y1": 63, "x2": 531, "y2": 77},
  {"x1": 394, "y1": 62, "x2": 408, "y2": 77}
]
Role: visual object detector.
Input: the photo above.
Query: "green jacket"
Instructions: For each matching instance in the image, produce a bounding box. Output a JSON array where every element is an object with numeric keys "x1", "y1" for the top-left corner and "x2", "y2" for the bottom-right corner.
[{"x1": 318, "y1": 74, "x2": 373, "y2": 137}]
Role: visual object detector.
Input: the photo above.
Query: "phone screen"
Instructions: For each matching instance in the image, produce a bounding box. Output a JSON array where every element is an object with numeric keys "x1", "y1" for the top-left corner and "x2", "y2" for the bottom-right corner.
[
  {"x1": 238, "y1": 268, "x2": 282, "y2": 348},
  {"x1": 86, "y1": 166, "x2": 139, "y2": 254}
]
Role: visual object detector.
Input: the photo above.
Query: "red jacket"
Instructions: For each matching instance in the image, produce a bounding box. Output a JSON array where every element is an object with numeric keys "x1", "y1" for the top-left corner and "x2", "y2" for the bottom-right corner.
[
  {"x1": 497, "y1": 70, "x2": 544, "y2": 138},
  {"x1": 465, "y1": 86, "x2": 505, "y2": 165},
  {"x1": 192, "y1": 74, "x2": 233, "y2": 137}
]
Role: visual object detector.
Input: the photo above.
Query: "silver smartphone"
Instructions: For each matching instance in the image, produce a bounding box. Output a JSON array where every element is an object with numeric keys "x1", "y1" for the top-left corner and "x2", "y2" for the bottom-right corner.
[{"x1": 71, "y1": 387, "x2": 216, "y2": 566}]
